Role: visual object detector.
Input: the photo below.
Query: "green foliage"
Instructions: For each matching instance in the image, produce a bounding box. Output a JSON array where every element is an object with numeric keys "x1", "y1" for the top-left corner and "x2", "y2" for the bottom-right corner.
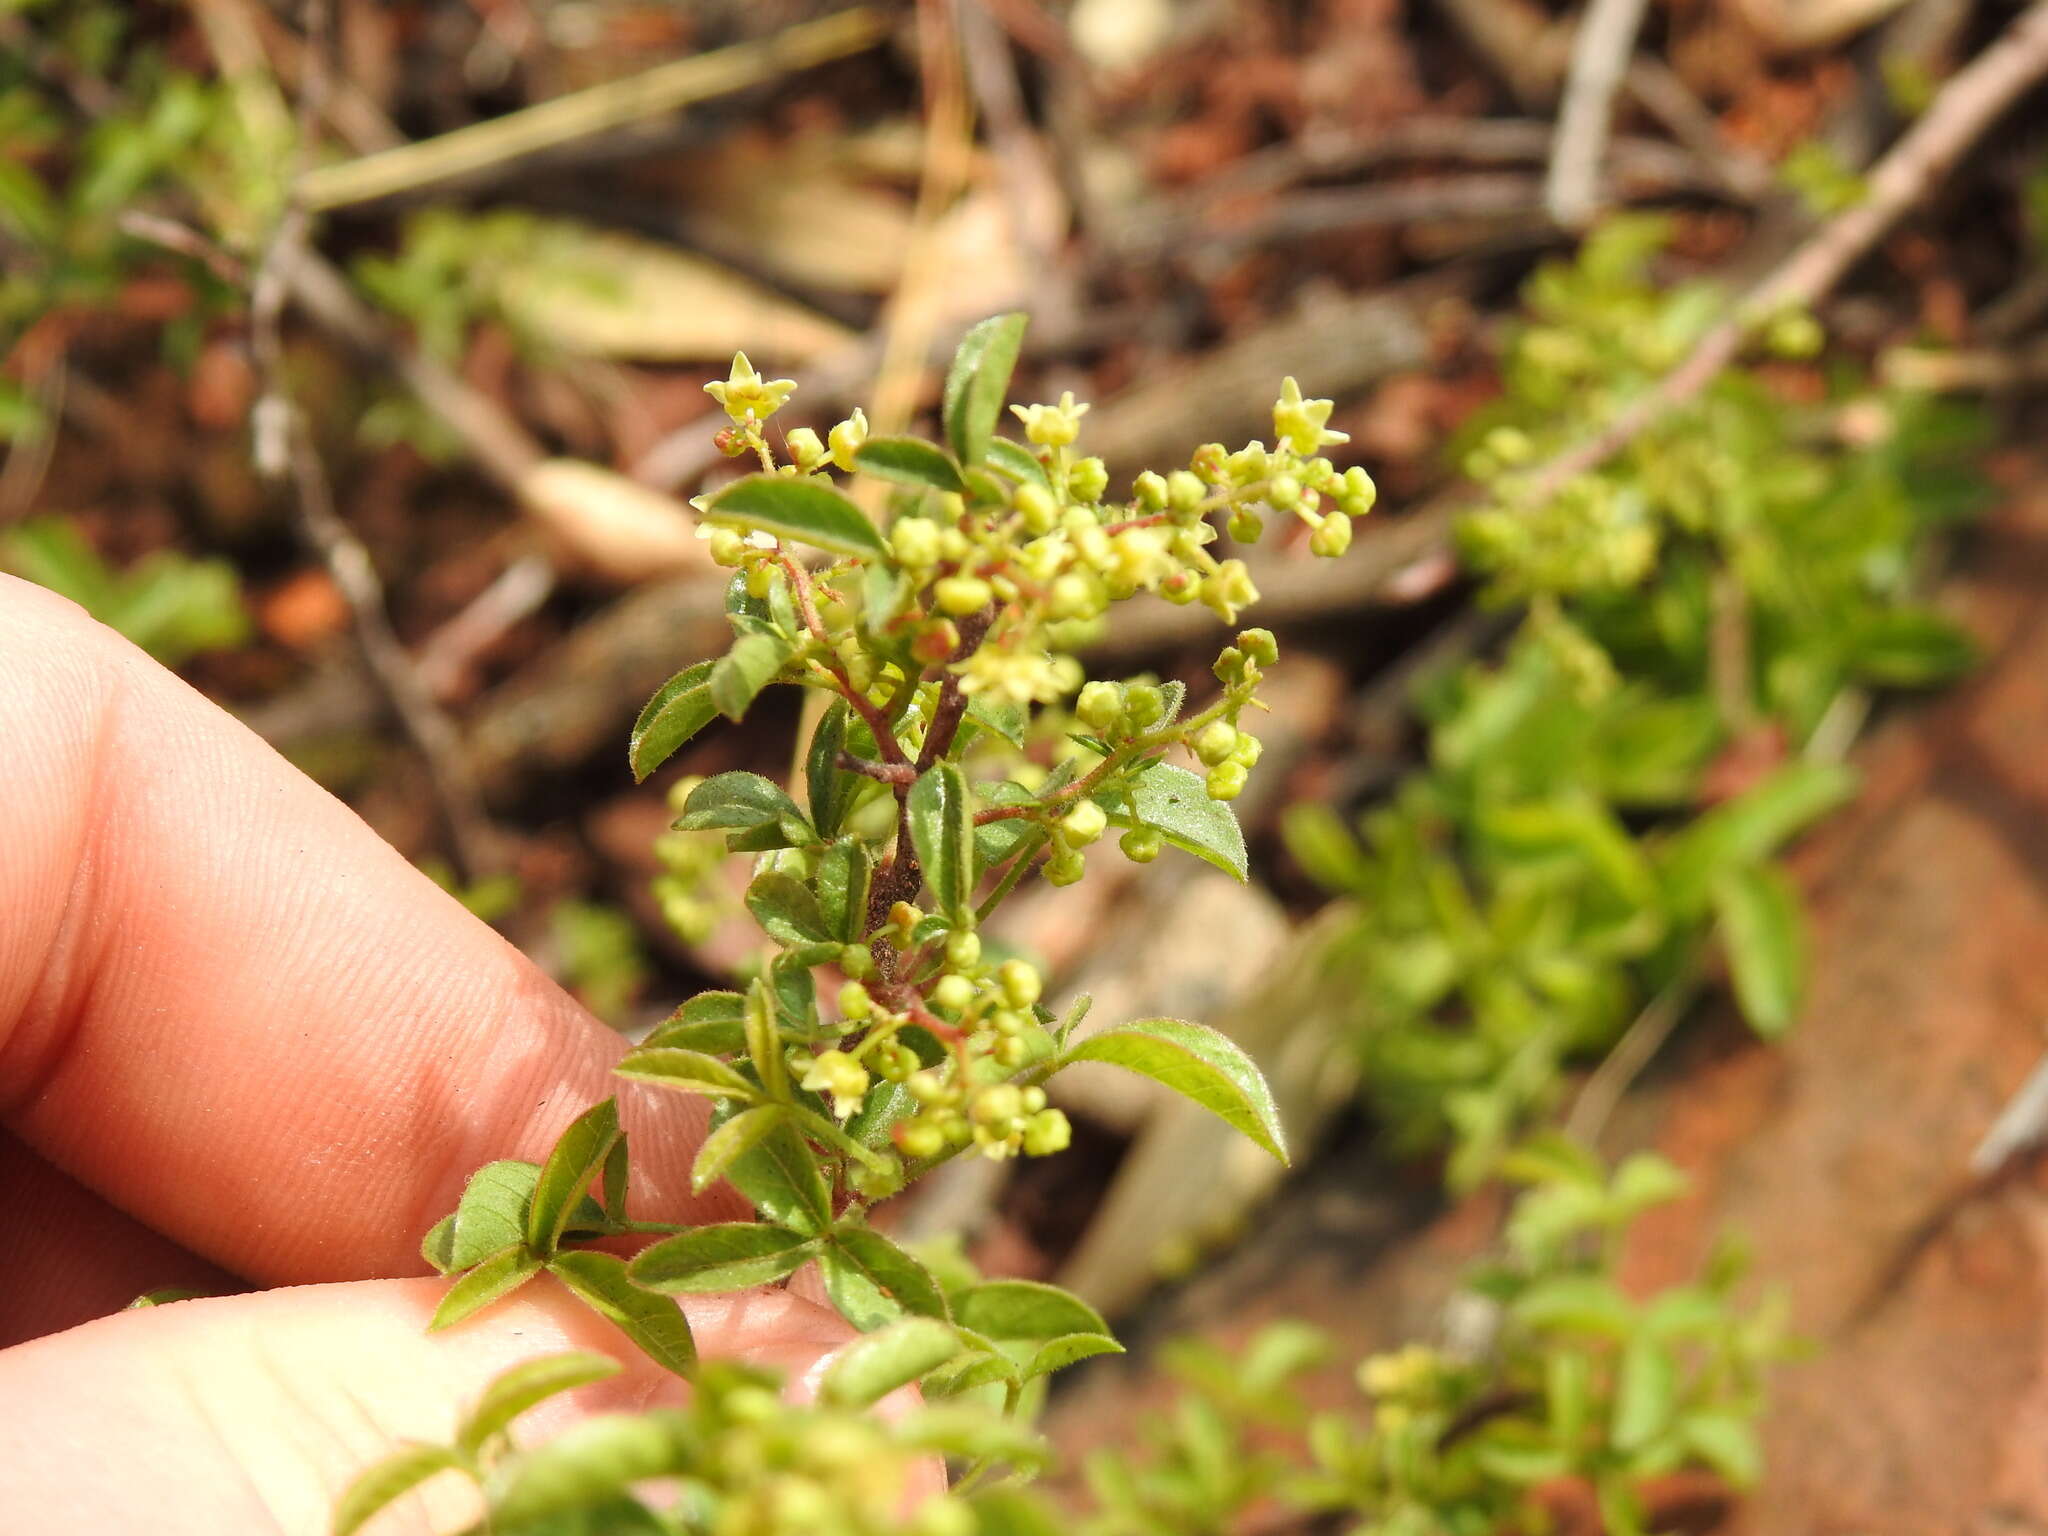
[
  {"x1": 1291, "y1": 221, "x2": 1987, "y2": 1183},
  {"x1": 0, "y1": 517, "x2": 251, "y2": 666}
]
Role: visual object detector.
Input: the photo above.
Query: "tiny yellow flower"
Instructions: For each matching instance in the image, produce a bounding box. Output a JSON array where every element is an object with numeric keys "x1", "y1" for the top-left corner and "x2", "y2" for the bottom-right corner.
[
  {"x1": 1273, "y1": 376, "x2": 1348, "y2": 457},
  {"x1": 705, "y1": 351, "x2": 797, "y2": 424}
]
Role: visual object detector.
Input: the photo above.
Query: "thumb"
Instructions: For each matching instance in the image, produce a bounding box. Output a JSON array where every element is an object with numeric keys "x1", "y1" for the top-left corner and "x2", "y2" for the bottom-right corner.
[{"x1": 0, "y1": 1277, "x2": 861, "y2": 1536}]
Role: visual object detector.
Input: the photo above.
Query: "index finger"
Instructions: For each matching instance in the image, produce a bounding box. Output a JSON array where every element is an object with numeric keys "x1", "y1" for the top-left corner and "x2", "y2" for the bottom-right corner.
[{"x1": 0, "y1": 575, "x2": 742, "y2": 1282}]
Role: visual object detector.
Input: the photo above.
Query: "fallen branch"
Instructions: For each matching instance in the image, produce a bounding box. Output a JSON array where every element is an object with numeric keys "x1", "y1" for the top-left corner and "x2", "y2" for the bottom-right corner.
[
  {"x1": 296, "y1": 7, "x2": 890, "y2": 210},
  {"x1": 1544, "y1": 0, "x2": 1653, "y2": 228}
]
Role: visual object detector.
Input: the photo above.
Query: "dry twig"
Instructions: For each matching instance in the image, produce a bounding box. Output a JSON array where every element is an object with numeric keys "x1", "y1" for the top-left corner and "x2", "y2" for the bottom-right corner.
[{"x1": 1545, "y1": 0, "x2": 1654, "y2": 228}]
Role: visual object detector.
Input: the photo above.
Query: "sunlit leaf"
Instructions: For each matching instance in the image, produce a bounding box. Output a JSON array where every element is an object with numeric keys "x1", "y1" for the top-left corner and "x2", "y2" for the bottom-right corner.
[
  {"x1": 1064, "y1": 1018, "x2": 1286, "y2": 1163},
  {"x1": 819, "y1": 1316, "x2": 966, "y2": 1407},
  {"x1": 943, "y1": 313, "x2": 1028, "y2": 466},
  {"x1": 457, "y1": 1351, "x2": 622, "y2": 1455},
  {"x1": 548, "y1": 1252, "x2": 696, "y2": 1375},
  {"x1": 333, "y1": 1442, "x2": 470, "y2": 1536},
  {"x1": 700, "y1": 473, "x2": 886, "y2": 558},
  {"x1": 489, "y1": 1411, "x2": 687, "y2": 1527},
  {"x1": 527, "y1": 1099, "x2": 622, "y2": 1255},
  {"x1": 908, "y1": 761, "x2": 975, "y2": 922},
  {"x1": 710, "y1": 631, "x2": 794, "y2": 721},
  {"x1": 853, "y1": 435, "x2": 965, "y2": 493},
  {"x1": 431, "y1": 1244, "x2": 544, "y2": 1331},
  {"x1": 628, "y1": 1222, "x2": 816, "y2": 1292},
  {"x1": 820, "y1": 1226, "x2": 950, "y2": 1331},
  {"x1": 628, "y1": 661, "x2": 717, "y2": 781},
  {"x1": 1110, "y1": 763, "x2": 1248, "y2": 881},
  {"x1": 1713, "y1": 862, "x2": 1807, "y2": 1039}
]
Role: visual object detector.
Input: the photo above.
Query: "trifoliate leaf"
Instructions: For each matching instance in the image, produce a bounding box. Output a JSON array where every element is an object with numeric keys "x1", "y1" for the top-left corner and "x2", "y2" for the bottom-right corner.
[
  {"x1": 700, "y1": 473, "x2": 886, "y2": 558},
  {"x1": 1063, "y1": 1018, "x2": 1286, "y2": 1163}
]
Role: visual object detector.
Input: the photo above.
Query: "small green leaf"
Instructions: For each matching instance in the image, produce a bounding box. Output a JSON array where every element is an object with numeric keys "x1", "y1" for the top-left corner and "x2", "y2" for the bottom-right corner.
[
  {"x1": 643, "y1": 990, "x2": 747, "y2": 1054},
  {"x1": 457, "y1": 1351, "x2": 623, "y2": 1456},
  {"x1": 628, "y1": 661, "x2": 717, "y2": 781},
  {"x1": 943, "y1": 313, "x2": 1028, "y2": 466},
  {"x1": 821, "y1": 1226, "x2": 951, "y2": 1330},
  {"x1": 1678, "y1": 1410, "x2": 1763, "y2": 1487},
  {"x1": 602, "y1": 1133, "x2": 629, "y2": 1221},
  {"x1": 1064, "y1": 1018, "x2": 1286, "y2": 1163},
  {"x1": 548, "y1": 1252, "x2": 697, "y2": 1375},
  {"x1": 629, "y1": 1222, "x2": 816, "y2": 1293},
  {"x1": 432, "y1": 1244, "x2": 545, "y2": 1331},
  {"x1": 125, "y1": 1287, "x2": 208, "y2": 1309},
  {"x1": 1508, "y1": 1274, "x2": 1636, "y2": 1337},
  {"x1": 1611, "y1": 1334, "x2": 1679, "y2": 1454},
  {"x1": 333, "y1": 1442, "x2": 470, "y2": 1536},
  {"x1": 820, "y1": 1316, "x2": 967, "y2": 1407},
  {"x1": 963, "y1": 697, "x2": 1027, "y2": 749},
  {"x1": 527, "y1": 1099, "x2": 623, "y2": 1256},
  {"x1": 616, "y1": 1048, "x2": 759, "y2": 1102},
  {"x1": 853, "y1": 435, "x2": 966, "y2": 493},
  {"x1": 1713, "y1": 862, "x2": 1807, "y2": 1039},
  {"x1": 701, "y1": 473, "x2": 887, "y2": 558},
  {"x1": 425, "y1": 1160, "x2": 602, "y2": 1275},
  {"x1": 742, "y1": 979, "x2": 790, "y2": 1102},
  {"x1": 1849, "y1": 606, "x2": 1979, "y2": 687},
  {"x1": 710, "y1": 631, "x2": 794, "y2": 722},
  {"x1": 691, "y1": 1103, "x2": 785, "y2": 1194},
  {"x1": 955, "y1": 1279, "x2": 1110, "y2": 1342},
  {"x1": 1660, "y1": 761, "x2": 1854, "y2": 916},
  {"x1": 674, "y1": 772, "x2": 811, "y2": 838},
  {"x1": 985, "y1": 436, "x2": 1051, "y2": 494},
  {"x1": 745, "y1": 871, "x2": 833, "y2": 947},
  {"x1": 816, "y1": 836, "x2": 875, "y2": 945},
  {"x1": 1113, "y1": 763, "x2": 1248, "y2": 881},
  {"x1": 725, "y1": 1119, "x2": 834, "y2": 1233},
  {"x1": 806, "y1": 700, "x2": 856, "y2": 839},
  {"x1": 489, "y1": 1411, "x2": 686, "y2": 1527},
  {"x1": 908, "y1": 761, "x2": 975, "y2": 921},
  {"x1": 1024, "y1": 1332, "x2": 1125, "y2": 1380}
]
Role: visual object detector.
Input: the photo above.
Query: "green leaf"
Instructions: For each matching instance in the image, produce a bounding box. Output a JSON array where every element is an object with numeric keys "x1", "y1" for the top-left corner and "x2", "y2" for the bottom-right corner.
[
  {"x1": 710, "y1": 631, "x2": 794, "y2": 722},
  {"x1": 641, "y1": 991, "x2": 747, "y2": 1054},
  {"x1": 432, "y1": 1244, "x2": 545, "y2": 1331},
  {"x1": 1024, "y1": 1332, "x2": 1125, "y2": 1380},
  {"x1": 820, "y1": 1316, "x2": 967, "y2": 1407},
  {"x1": 743, "y1": 978, "x2": 790, "y2": 1101},
  {"x1": 1660, "y1": 761, "x2": 1854, "y2": 916},
  {"x1": 674, "y1": 772, "x2": 811, "y2": 838},
  {"x1": 125, "y1": 1287, "x2": 208, "y2": 1309},
  {"x1": 985, "y1": 436, "x2": 1051, "y2": 494},
  {"x1": 333, "y1": 1442, "x2": 470, "y2": 1536},
  {"x1": 457, "y1": 1351, "x2": 623, "y2": 1456},
  {"x1": 1611, "y1": 1334, "x2": 1679, "y2": 1454},
  {"x1": 527, "y1": 1100, "x2": 623, "y2": 1255},
  {"x1": 1849, "y1": 606, "x2": 1979, "y2": 686},
  {"x1": 616, "y1": 1048, "x2": 759, "y2": 1103},
  {"x1": 908, "y1": 761, "x2": 975, "y2": 921},
  {"x1": 816, "y1": 837, "x2": 875, "y2": 945},
  {"x1": 964, "y1": 696, "x2": 1028, "y2": 749},
  {"x1": 744, "y1": 871, "x2": 833, "y2": 947},
  {"x1": 955, "y1": 1279, "x2": 1110, "y2": 1342},
  {"x1": 548, "y1": 1252, "x2": 697, "y2": 1375},
  {"x1": 602, "y1": 1133, "x2": 629, "y2": 1222},
  {"x1": 853, "y1": 435, "x2": 966, "y2": 493},
  {"x1": 1713, "y1": 862, "x2": 1807, "y2": 1039},
  {"x1": 1678, "y1": 1410, "x2": 1763, "y2": 1487},
  {"x1": 489, "y1": 1411, "x2": 687, "y2": 1527},
  {"x1": 691, "y1": 1103, "x2": 786, "y2": 1194},
  {"x1": 629, "y1": 1222, "x2": 816, "y2": 1292},
  {"x1": 1064, "y1": 1018, "x2": 1286, "y2": 1163},
  {"x1": 628, "y1": 661, "x2": 717, "y2": 781},
  {"x1": 1508, "y1": 1274, "x2": 1636, "y2": 1337},
  {"x1": 820, "y1": 1226, "x2": 951, "y2": 1331},
  {"x1": 725, "y1": 1119, "x2": 834, "y2": 1233},
  {"x1": 700, "y1": 473, "x2": 887, "y2": 558},
  {"x1": 942, "y1": 313, "x2": 1028, "y2": 466},
  {"x1": 806, "y1": 700, "x2": 857, "y2": 839},
  {"x1": 1113, "y1": 763, "x2": 1248, "y2": 881}
]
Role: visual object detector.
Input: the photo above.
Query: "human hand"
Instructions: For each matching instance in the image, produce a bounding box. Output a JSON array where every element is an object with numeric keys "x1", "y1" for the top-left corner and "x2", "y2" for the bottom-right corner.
[{"x1": 0, "y1": 574, "x2": 868, "y2": 1533}]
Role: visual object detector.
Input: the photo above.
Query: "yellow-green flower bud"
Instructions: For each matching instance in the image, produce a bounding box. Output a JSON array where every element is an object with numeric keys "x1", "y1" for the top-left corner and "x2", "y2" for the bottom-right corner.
[
  {"x1": 1231, "y1": 732, "x2": 1263, "y2": 768},
  {"x1": 891, "y1": 517, "x2": 942, "y2": 568},
  {"x1": 800, "y1": 1049, "x2": 870, "y2": 1119},
  {"x1": 898, "y1": 1117, "x2": 947, "y2": 1160},
  {"x1": 1339, "y1": 464, "x2": 1377, "y2": 516},
  {"x1": 1124, "y1": 682, "x2": 1166, "y2": 728},
  {"x1": 1194, "y1": 720, "x2": 1239, "y2": 766},
  {"x1": 934, "y1": 574, "x2": 993, "y2": 616},
  {"x1": 1267, "y1": 473, "x2": 1302, "y2": 512},
  {"x1": 912, "y1": 617, "x2": 962, "y2": 665},
  {"x1": 784, "y1": 426, "x2": 825, "y2": 469},
  {"x1": 1309, "y1": 513, "x2": 1352, "y2": 557},
  {"x1": 1206, "y1": 761, "x2": 1248, "y2": 801},
  {"x1": 1022, "y1": 1107, "x2": 1072, "y2": 1156},
  {"x1": 1062, "y1": 799, "x2": 1108, "y2": 845},
  {"x1": 1226, "y1": 506, "x2": 1264, "y2": 543},
  {"x1": 972, "y1": 1083, "x2": 1025, "y2": 1126},
  {"x1": 827, "y1": 407, "x2": 868, "y2": 471},
  {"x1": 707, "y1": 528, "x2": 750, "y2": 567},
  {"x1": 997, "y1": 957, "x2": 1042, "y2": 1009},
  {"x1": 1237, "y1": 627, "x2": 1280, "y2": 666},
  {"x1": 839, "y1": 979, "x2": 874, "y2": 1021},
  {"x1": 1049, "y1": 572, "x2": 1102, "y2": 620},
  {"x1": 1076, "y1": 681, "x2": 1124, "y2": 734},
  {"x1": 1166, "y1": 470, "x2": 1207, "y2": 517},
  {"x1": 1014, "y1": 481, "x2": 1059, "y2": 534},
  {"x1": 945, "y1": 928, "x2": 982, "y2": 971},
  {"x1": 931, "y1": 973, "x2": 975, "y2": 1013},
  {"x1": 1133, "y1": 470, "x2": 1169, "y2": 510},
  {"x1": 840, "y1": 943, "x2": 875, "y2": 980},
  {"x1": 1120, "y1": 825, "x2": 1162, "y2": 863},
  {"x1": 1067, "y1": 455, "x2": 1109, "y2": 503},
  {"x1": 1045, "y1": 846, "x2": 1085, "y2": 886}
]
